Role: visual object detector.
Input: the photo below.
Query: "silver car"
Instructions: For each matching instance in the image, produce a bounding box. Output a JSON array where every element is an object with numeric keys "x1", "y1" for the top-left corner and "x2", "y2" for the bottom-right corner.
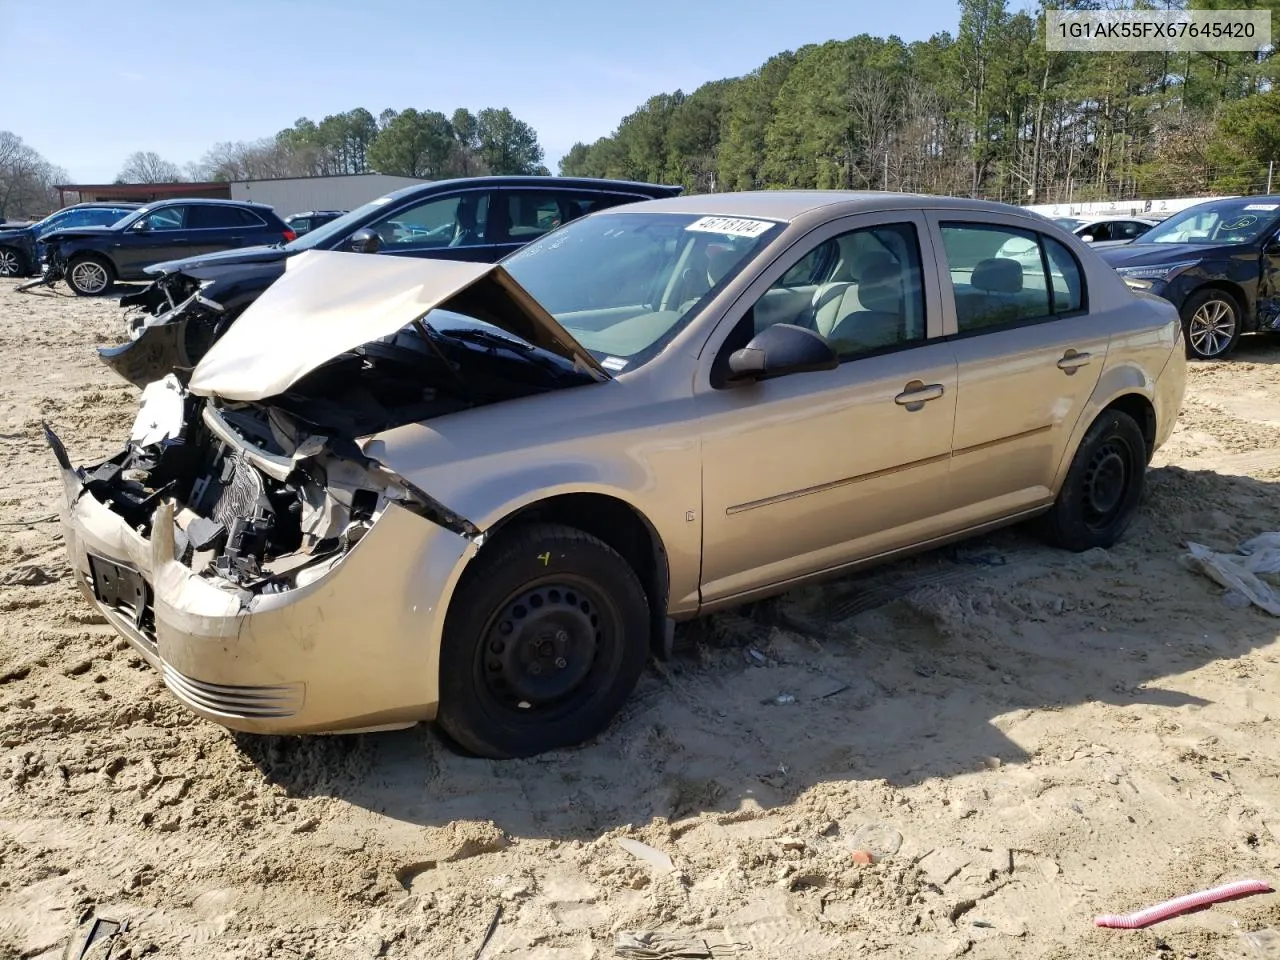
[{"x1": 47, "y1": 192, "x2": 1187, "y2": 758}]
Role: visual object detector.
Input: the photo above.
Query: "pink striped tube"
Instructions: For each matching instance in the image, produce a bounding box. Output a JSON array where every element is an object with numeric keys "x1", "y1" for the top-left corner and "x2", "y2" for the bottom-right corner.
[{"x1": 1095, "y1": 879, "x2": 1273, "y2": 929}]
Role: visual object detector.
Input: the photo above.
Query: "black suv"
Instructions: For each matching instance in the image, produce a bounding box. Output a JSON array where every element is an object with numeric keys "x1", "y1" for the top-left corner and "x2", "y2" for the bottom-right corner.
[
  {"x1": 41, "y1": 199, "x2": 293, "y2": 296},
  {"x1": 0, "y1": 202, "x2": 141, "y2": 278},
  {"x1": 105, "y1": 176, "x2": 683, "y2": 386},
  {"x1": 284, "y1": 210, "x2": 347, "y2": 236}
]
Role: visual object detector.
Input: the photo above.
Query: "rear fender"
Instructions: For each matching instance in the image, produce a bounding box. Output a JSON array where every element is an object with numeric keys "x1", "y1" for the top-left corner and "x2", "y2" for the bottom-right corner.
[{"x1": 1050, "y1": 360, "x2": 1154, "y2": 492}]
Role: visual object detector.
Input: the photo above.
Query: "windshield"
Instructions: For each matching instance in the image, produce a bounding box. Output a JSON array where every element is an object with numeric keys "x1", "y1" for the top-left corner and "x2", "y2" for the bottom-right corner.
[
  {"x1": 1138, "y1": 199, "x2": 1280, "y2": 245},
  {"x1": 502, "y1": 211, "x2": 781, "y2": 367},
  {"x1": 1053, "y1": 217, "x2": 1084, "y2": 230},
  {"x1": 284, "y1": 196, "x2": 396, "y2": 250}
]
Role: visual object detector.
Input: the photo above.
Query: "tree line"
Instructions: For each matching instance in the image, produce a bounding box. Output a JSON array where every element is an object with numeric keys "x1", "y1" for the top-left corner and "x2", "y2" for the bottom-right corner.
[
  {"x1": 114, "y1": 106, "x2": 546, "y2": 185},
  {"x1": 560, "y1": 0, "x2": 1280, "y2": 202}
]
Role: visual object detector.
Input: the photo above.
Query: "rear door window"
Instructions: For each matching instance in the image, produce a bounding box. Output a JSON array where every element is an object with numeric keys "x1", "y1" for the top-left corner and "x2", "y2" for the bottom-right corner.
[{"x1": 189, "y1": 206, "x2": 248, "y2": 229}]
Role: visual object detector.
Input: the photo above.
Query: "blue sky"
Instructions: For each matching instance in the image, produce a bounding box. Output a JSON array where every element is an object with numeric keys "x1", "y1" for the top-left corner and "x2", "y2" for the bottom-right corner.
[{"x1": 1, "y1": 0, "x2": 988, "y2": 183}]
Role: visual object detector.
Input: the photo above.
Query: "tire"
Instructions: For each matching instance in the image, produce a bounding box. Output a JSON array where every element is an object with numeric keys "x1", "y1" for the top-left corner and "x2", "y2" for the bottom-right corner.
[
  {"x1": 1180, "y1": 288, "x2": 1242, "y2": 360},
  {"x1": 1036, "y1": 409, "x2": 1147, "y2": 552},
  {"x1": 0, "y1": 246, "x2": 25, "y2": 278},
  {"x1": 65, "y1": 254, "x2": 115, "y2": 296},
  {"x1": 437, "y1": 522, "x2": 650, "y2": 759}
]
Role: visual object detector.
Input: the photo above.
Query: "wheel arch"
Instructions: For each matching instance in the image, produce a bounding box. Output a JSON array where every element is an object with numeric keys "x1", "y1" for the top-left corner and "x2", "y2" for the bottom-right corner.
[
  {"x1": 1051, "y1": 364, "x2": 1157, "y2": 493},
  {"x1": 479, "y1": 491, "x2": 672, "y2": 657},
  {"x1": 1185, "y1": 279, "x2": 1250, "y2": 326}
]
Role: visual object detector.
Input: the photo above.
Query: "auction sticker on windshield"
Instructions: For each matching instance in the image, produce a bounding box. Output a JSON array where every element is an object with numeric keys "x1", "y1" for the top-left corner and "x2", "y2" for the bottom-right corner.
[
  {"x1": 1245, "y1": 204, "x2": 1279, "y2": 211},
  {"x1": 685, "y1": 216, "x2": 775, "y2": 238}
]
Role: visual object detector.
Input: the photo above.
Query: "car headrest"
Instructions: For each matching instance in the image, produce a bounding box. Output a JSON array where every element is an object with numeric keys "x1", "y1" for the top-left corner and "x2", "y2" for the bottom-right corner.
[
  {"x1": 858, "y1": 256, "x2": 903, "y2": 314},
  {"x1": 972, "y1": 257, "x2": 1023, "y2": 294}
]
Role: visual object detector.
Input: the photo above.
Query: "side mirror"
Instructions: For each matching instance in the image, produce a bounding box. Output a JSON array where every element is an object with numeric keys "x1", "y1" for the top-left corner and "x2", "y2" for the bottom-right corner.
[
  {"x1": 727, "y1": 323, "x2": 839, "y2": 382},
  {"x1": 1080, "y1": 234, "x2": 1094, "y2": 243},
  {"x1": 132, "y1": 220, "x2": 150, "y2": 232},
  {"x1": 348, "y1": 228, "x2": 381, "y2": 254}
]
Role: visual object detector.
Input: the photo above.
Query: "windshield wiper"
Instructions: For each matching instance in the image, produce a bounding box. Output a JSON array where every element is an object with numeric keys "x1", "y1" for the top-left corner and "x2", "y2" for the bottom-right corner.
[{"x1": 437, "y1": 326, "x2": 539, "y2": 355}]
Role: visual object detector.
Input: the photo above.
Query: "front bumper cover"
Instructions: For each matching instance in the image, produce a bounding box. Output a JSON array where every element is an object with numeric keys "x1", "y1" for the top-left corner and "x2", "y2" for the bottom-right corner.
[{"x1": 48, "y1": 423, "x2": 476, "y2": 735}]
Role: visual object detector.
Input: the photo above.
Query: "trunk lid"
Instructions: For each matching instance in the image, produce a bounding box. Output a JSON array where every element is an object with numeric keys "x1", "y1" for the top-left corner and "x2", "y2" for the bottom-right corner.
[{"x1": 188, "y1": 249, "x2": 611, "y2": 401}]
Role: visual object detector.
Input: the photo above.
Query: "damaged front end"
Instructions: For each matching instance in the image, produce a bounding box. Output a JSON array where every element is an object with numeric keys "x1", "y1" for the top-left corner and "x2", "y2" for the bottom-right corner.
[
  {"x1": 107, "y1": 264, "x2": 283, "y2": 388},
  {"x1": 76, "y1": 374, "x2": 475, "y2": 596},
  {"x1": 49, "y1": 250, "x2": 607, "y2": 733}
]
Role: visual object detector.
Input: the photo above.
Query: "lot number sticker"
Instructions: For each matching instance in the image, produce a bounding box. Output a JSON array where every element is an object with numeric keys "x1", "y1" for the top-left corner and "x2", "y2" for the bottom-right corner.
[{"x1": 685, "y1": 216, "x2": 775, "y2": 238}]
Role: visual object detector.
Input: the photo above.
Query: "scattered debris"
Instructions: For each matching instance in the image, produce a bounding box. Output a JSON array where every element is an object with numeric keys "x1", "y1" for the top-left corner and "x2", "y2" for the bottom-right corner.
[
  {"x1": 0, "y1": 513, "x2": 58, "y2": 527},
  {"x1": 1094, "y1": 879, "x2": 1274, "y2": 929},
  {"x1": 1186, "y1": 536, "x2": 1280, "y2": 616},
  {"x1": 850, "y1": 822, "x2": 903, "y2": 859},
  {"x1": 1239, "y1": 927, "x2": 1280, "y2": 959},
  {"x1": 618, "y1": 837, "x2": 675, "y2": 873},
  {"x1": 472, "y1": 904, "x2": 503, "y2": 960},
  {"x1": 746, "y1": 648, "x2": 767, "y2": 665},
  {"x1": 71, "y1": 915, "x2": 129, "y2": 959},
  {"x1": 615, "y1": 931, "x2": 712, "y2": 958},
  {"x1": 772, "y1": 693, "x2": 796, "y2": 705},
  {"x1": 851, "y1": 850, "x2": 875, "y2": 865}
]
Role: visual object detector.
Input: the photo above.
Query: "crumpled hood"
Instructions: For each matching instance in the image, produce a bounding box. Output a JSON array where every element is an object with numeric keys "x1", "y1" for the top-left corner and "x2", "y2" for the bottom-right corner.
[
  {"x1": 188, "y1": 249, "x2": 609, "y2": 401},
  {"x1": 39, "y1": 225, "x2": 115, "y2": 244},
  {"x1": 145, "y1": 243, "x2": 292, "y2": 277},
  {"x1": 0, "y1": 225, "x2": 33, "y2": 242}
]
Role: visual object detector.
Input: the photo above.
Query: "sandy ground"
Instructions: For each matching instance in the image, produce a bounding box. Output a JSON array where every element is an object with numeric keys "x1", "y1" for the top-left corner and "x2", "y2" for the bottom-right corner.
[{"x1": 0, "y1": 278, "x2": 1278, "y2": 960}]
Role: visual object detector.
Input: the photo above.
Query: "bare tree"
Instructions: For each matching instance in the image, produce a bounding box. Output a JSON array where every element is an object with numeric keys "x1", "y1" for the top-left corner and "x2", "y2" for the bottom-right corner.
[
  {"x1": 116, "y1": 150, "x2": 184, "y2": 183},
  {"x1": 0, "y1": 131, "x2": 66, "y2": 219}
]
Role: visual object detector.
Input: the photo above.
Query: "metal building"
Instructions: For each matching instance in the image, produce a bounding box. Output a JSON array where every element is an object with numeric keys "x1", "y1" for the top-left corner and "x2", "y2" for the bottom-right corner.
[{"x1": 229, "y1": 173, "x2": 432, "y2": 216}]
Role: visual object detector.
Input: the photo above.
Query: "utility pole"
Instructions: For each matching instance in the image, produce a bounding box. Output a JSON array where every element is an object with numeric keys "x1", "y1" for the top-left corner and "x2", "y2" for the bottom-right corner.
[
  {"x1": 1268, "y1": 160, "x2": 1274, "y2": 194},
  {"x1": 883, "y1": 151, "x2": 889, "y2": 191}
]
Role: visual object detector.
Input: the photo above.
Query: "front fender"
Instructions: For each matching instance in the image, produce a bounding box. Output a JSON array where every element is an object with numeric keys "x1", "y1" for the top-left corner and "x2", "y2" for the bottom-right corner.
[{"x1": 360, "y1": 433, "x2": 703, "y2": 616}]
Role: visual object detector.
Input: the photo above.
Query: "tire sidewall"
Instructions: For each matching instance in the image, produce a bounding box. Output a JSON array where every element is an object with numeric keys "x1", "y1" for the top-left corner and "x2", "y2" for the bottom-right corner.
[
  {"x1": 66, "y1": 255, "x2": 114, "y2": 296},
  {"x1": 1048, "y1": 410, "x2": 1147, "y2": 551},
  {"x1": 1181, "y1": 288, "x2": 1242, "y2": 360},
  {"x1": 438, "y1": 525, "x2": 650, "y2": 758}
]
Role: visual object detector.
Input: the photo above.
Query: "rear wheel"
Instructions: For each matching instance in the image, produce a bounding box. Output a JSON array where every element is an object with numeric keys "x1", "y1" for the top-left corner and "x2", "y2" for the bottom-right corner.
[
  {"x1": 1035, "y1": 409, "x2": 1147, "y2": 552},
  {"x1": 437, "y1": 523, "x2": 650, "y2": 758},
  {"x1": 1181, "y1": 288, "x2": 1241, "y2": 360},
  {"x1": 0, "y1": 246, "x2": 25, "y2": 277},
  {"x1": 65, "y1": 255, "x2": 115, "y2": 296}
]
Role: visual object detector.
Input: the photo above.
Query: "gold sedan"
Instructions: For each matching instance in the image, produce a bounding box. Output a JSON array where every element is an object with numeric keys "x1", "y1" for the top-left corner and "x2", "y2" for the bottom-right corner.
[{"x1": 47, "y1": 192, "x2": 1187, "y2": 758}]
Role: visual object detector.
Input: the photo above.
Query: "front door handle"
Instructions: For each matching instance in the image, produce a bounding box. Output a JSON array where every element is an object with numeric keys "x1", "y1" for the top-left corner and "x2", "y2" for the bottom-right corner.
[
  {"x1": 895, "y1": 380, "x2": 946, "y2": 408},
  {"x1": 1057, "y1": 350, "x2": 1092, "y2": 373}
]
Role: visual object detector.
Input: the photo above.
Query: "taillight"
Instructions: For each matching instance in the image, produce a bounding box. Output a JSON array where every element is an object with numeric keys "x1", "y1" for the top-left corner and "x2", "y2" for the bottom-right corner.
[{"x1": 282, "y1": 229, "x2": 297, "y2": 242}]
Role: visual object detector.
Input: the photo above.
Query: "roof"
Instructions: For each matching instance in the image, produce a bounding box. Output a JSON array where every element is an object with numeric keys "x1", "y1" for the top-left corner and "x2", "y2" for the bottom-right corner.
[
  {"x1": 614, "y1": 190, "x2": 1031, "y2": 221},
  {"x1": 140, "y1": 197, "x2": 275, "y2": 209},
  {"x1": 55, "y1": 181, "x2": 228, "y2": 194}
]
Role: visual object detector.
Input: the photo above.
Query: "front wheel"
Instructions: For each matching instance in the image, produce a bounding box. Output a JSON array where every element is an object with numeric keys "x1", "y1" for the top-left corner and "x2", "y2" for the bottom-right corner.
[
  {"x1": 1181, "y1": 288, "x2": 1241, "y2": 360},
  {"x1": 0, "y1": 246, "x2": 26, "y2": 277},
  {"x1": 1035, "y1": 409, "x2": 1147, "y2": 552},
  {"x1": 437, "y1": 523, "x2": 650, "y2": 758},
  {"x1": 65, "y1": 255, "x2": 115, "y2": 296}
]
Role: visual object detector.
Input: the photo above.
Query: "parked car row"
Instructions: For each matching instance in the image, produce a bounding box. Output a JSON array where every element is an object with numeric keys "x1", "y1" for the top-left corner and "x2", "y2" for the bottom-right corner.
[
  {"x1": 0, "y1": 202, "x2": 142, "y2": 277},
  {"x1": 40, "y1": 181, "x2": 1188, "y2": 758}
]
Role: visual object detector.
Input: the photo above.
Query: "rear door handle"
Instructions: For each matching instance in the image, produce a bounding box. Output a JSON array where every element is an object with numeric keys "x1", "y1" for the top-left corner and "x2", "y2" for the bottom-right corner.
[
  {"x1": 895, "y1": 380, "x2": 945, "y2": 407},
  {"x1": 1057, "y1": 350, "x2": 1092, "y2": 373}
]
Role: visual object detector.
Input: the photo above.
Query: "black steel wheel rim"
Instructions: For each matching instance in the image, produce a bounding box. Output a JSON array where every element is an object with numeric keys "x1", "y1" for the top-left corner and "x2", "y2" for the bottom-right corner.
[
  {"x1": 1082, "y1": 436, "x2": 1133, "y2": 529},
  {"x1": 475, "y1": 577, "x2": 620, "y2": 717}
]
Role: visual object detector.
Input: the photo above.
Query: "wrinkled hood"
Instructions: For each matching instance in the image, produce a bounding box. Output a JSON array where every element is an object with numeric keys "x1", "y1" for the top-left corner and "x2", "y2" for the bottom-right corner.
[
  {"x1": 188, "y1": 249, "x2": 609, "y2": 401},
  {"x1": 40, "y1": 225, "x2": 116, "y2": 244},
  {"x1": 145, "y1": 243, "x2": 292, "y2": 277},
  {"x1": 1096, "y1": 242, "x2": 1242, "y2": 268},
  {"x1": 0, "y1": 224, "x2": 33, "y2": 242}
]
